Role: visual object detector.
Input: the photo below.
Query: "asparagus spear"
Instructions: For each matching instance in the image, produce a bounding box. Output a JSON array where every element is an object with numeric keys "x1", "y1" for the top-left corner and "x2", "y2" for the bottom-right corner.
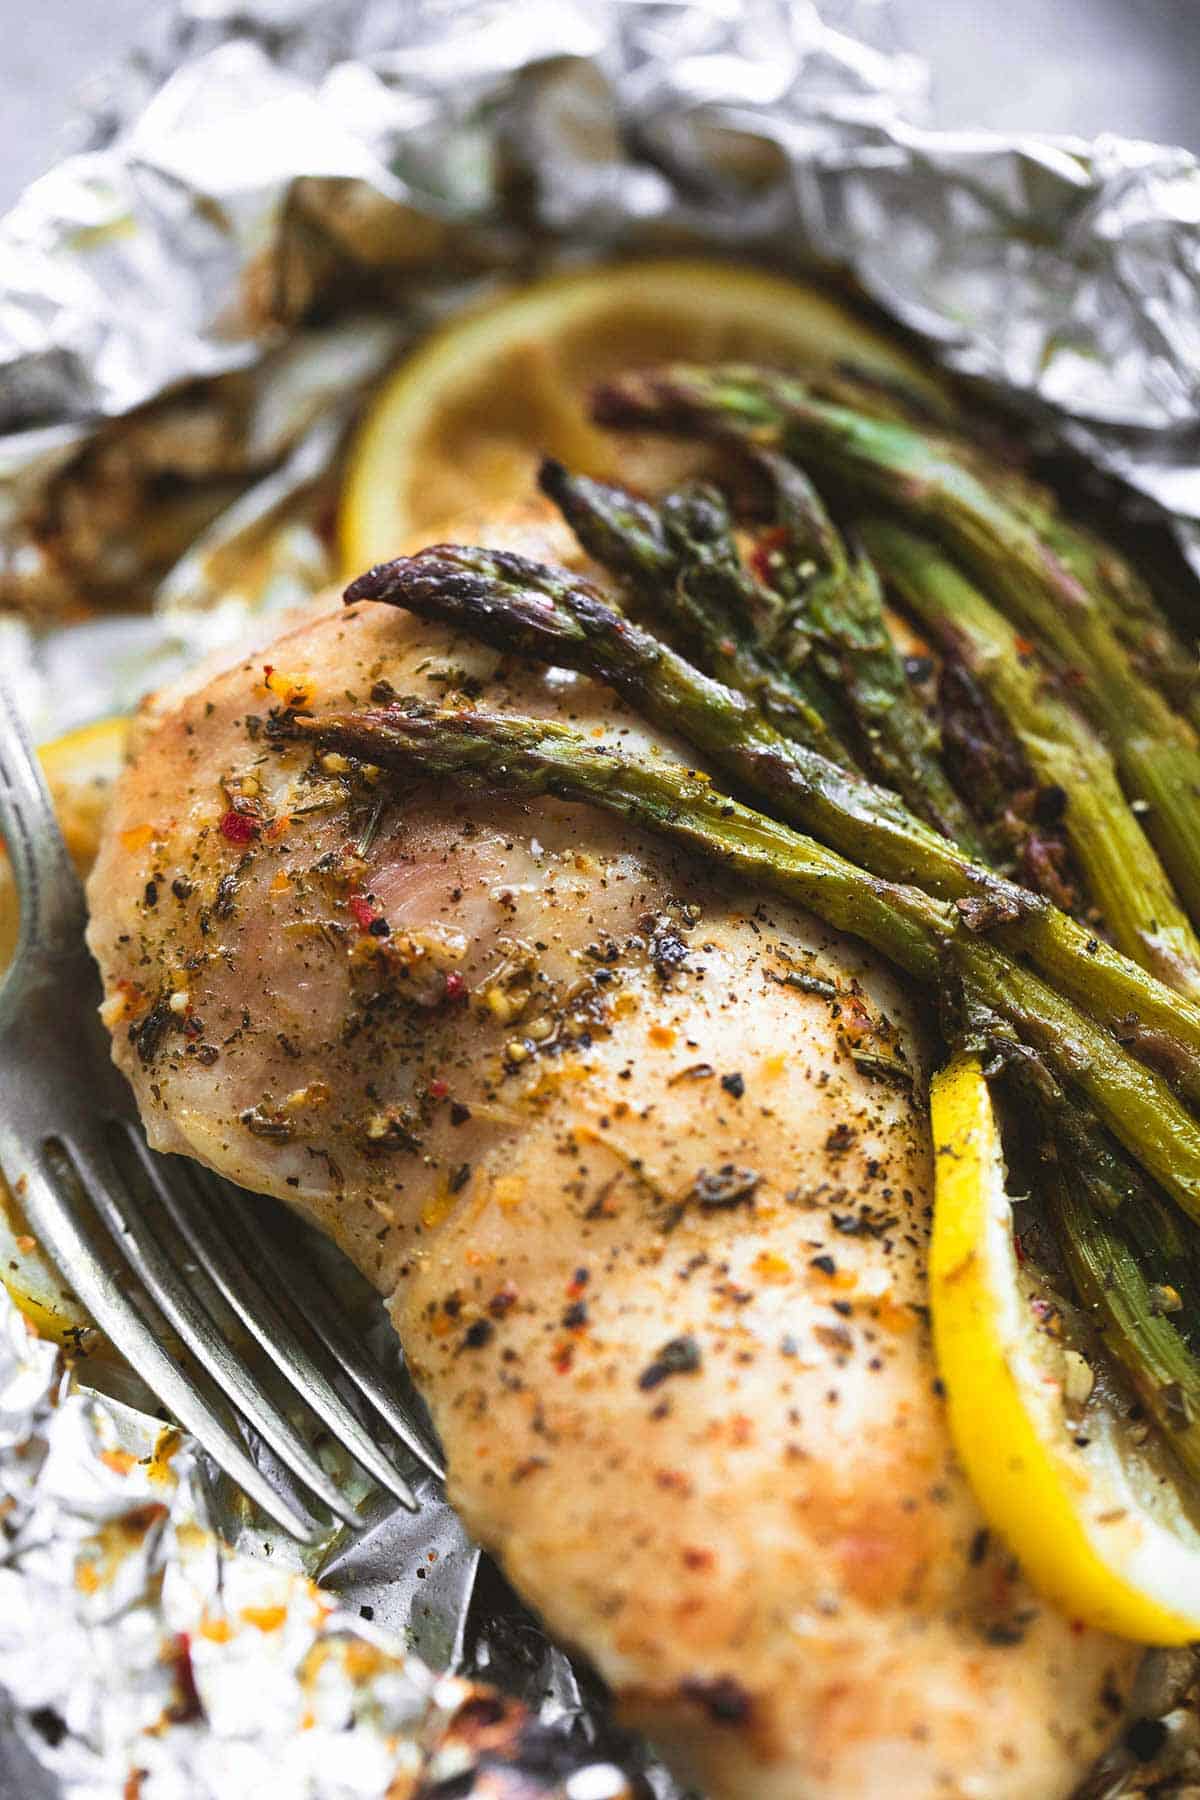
[
  {"x1": 344, "y1": 545, "x2": 1200, "y2": 1106},
  {"x1": 756, "y1": 358, "x2": 1200, "y2": 723},
  {"x1": 982, "y1": 1042, "x2": 1200, "y2": 1481},
  {"x1": 1052, "y1": 1167, "x2": 1200, "y2": 1484},
  {"x1": 863, "y1": 517, "x2": 1200, "y2": 1004},
  {"x1": 1044, "y1": 1087, "x2": 1200, "y2": 1318},
  {"x1": 289, "y1": 701, "x2": 1200, "y2": 1225},
  {"x1": 535, "y1": 460, "x2": 852, "y2": 764},
  {"x1": 742, "y1": 450, "x2": 987, "y2": 853},
  {"x1": 592, "y1": 365, "x2": 1200, "y2": 925},
  {"x1": 541, "y1": 457, "x2": 984, "y2": 849}
]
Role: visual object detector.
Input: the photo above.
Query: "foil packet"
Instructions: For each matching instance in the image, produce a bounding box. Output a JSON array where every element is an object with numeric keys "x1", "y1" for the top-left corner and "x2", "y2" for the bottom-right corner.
[{"x1": 3, "y1": 0, "x2": 1200, "y2": 1795}]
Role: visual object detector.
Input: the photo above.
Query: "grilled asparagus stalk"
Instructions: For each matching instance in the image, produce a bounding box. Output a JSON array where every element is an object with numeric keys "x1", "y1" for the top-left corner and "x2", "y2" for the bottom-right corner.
[
  {"x1": 799, "y1": 362, "x2": 1200, "y2": 721},
  {"x1": 290, "y1": 702, "x2": 1200, "y2": 1227},
  {"x1": 345, "y1": 545, "x2": 1200, "y2": 1107},
  {"x1": 592, "y1": 365, "x2": 1200, "y2": 925},
  {"x1": 992, "y1": 1051, "x2": 1200, "y2": 1486},
  {"x1": 863, "y1": 517, "x2": 1200, "y2": 1003},
  {"x1": 535, "y1": 459, "x2": 852, "y2": 763},
  {"x1": 541, "y1": 457, "x2": 984, "y2": 849}
]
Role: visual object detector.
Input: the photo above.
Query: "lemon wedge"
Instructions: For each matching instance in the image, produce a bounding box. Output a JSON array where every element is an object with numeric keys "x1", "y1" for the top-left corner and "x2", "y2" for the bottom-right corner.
[
  {"x1": 0, "y1": 713, "x2": 130, "y2": 1341},
  {"x1": 931, "y1": 1051, "x2": 1200, "y2": 1643},
  {"x1": 339, "y1": 257, "x2": 945, "y2": 571}
]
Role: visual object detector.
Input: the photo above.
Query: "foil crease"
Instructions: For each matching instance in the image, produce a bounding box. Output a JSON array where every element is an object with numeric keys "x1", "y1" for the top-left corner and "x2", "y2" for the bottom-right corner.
[{"x1": 3, "y1": 0, "x2": 1200, "y2": 1795}]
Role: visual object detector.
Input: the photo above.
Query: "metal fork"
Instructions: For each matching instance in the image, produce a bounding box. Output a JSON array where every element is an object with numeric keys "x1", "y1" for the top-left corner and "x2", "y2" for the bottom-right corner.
[{"x1": 0, "y1": 674, "x2": 443, "y2": 1541}]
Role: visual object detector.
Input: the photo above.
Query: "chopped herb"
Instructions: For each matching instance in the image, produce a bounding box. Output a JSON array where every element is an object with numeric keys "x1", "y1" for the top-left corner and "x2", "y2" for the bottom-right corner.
[
  {"x1": 240, "y1": 1105, "x2": 294, "y2": 1142},
  {"x1": 770, "y1": 968, "x2": 838, "y2": 1000},
  {"x1": 690, "y1": 1165, "x2": 763, "y2": 1211}
]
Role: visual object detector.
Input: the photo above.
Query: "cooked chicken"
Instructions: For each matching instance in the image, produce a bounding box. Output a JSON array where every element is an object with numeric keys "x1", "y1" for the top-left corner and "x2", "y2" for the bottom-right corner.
[{"x1": 85, "y1": 505, "x2": 1139, "y2": 1800}]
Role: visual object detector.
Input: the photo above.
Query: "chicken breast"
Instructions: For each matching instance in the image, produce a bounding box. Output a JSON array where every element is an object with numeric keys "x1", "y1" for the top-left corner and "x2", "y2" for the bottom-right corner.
[{"x1": 85, "y1": 507, "x2": 1138, "y2": 1800}]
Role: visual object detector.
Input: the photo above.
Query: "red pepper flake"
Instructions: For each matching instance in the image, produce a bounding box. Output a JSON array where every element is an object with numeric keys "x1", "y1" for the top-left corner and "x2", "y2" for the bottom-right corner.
[
  {"x1": 165, "y1": 1633, "x2": 203, "y2": 1725},
  {"x1": 428, "y1": 1078, "x2": 449, "y2": 1100},
  {"x1": 750, "y1": 525, "x2": 790, "y2": 585},
  {"x1": 443, "y1": 971, "x2": 467, "y2": 1002},
  {"x1": 219, "y1": 810, "x2": 259, "y2": 845},
  {"x1": 348, "y1": 893, "x2": 379, "y2": 932},
  {"x1": 1014, "y1": 636, "x2": 1036, "y2": 660}
]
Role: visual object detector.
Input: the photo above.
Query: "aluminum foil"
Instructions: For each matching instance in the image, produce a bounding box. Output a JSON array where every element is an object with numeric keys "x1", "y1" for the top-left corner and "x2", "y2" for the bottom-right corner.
[
  {"x1": 0, "y1": 1273, "x2": 665, "y2": 1799},
  {"x1": 3, "y1": 0, "x2": 1200, "y2": 1795}
]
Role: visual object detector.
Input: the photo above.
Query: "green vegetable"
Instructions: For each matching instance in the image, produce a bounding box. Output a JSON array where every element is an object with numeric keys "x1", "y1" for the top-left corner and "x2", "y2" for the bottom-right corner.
[
  {"x1": 864, "y1": 517, "x2": 1200, "y2": 1003},
  {"x1": 591, "y1": 364, "x2": 1200, "y2": 925}
]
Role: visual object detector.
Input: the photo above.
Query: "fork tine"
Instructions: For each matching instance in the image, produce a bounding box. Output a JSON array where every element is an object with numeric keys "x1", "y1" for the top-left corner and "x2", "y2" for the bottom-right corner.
[
  {"x1": 0, "y1": 678, "x2": 85, "y2": 952},
  {"x1": 248, "y1": 1198, "x2": 445, "y2": 1481},
  {"x1": 130, "y1": 1145, "x2": 421, "y2": 1510},
  {"x1": 17, "y1": 1148, "x2": 323, "y2": 1544},
  {"x1": 70, "y1": 1123, "x2": 362, "y2": 1529}
]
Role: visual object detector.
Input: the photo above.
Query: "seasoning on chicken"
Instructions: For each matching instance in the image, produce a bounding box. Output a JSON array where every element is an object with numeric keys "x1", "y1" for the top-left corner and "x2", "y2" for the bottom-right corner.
[{"x1": 86, "y1": 509, "x2": 1138, "y2": 1800}]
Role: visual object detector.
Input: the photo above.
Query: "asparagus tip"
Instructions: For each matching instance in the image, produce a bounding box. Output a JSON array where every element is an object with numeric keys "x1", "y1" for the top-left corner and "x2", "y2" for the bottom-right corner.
[{"x1": 344, "y1": 560, "x2": 399, "y2": 606}]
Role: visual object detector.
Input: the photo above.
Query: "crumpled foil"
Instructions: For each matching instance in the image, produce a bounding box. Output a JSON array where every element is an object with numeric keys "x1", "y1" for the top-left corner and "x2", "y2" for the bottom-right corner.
[
  {"x1": 0, "y1": 1273, "x2": 663, "y2": 1799},
  {"x1": 3, "y1": 0, "x2": 1200, "y2": 1795}
]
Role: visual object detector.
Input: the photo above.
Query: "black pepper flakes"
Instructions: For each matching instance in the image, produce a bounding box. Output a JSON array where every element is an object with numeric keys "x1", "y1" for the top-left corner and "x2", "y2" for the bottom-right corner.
[
  {"x1": 462, "y1": 1319, "x2": 494, "y2": 1351},
  {"x1": 129, "y1": 996, "x2": 174, "y2": 1066},
  {"x1": 213, "y1": 872, "x2": 239, "y2": 919},
  {"x1": 680, "y1": 1676, "x2": 753, "y2": 1728},
  {"x1": 638, "y1": 1335, "x2": 702, "y2": 1391},
  {"x1": 720, "y1": 1071, "x2": 745, "y2": 1099}
]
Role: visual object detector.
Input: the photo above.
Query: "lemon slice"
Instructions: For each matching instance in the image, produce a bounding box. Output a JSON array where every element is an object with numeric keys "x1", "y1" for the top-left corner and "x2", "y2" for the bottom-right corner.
[
  {"x1": 931, "y1": 1052, "x2": 1200, "y2": 1643},
  {"x1": 339, "y1": 257, "x2": 945, "y2": 571},
  {"x1": 0, "y1": 714, "x2": 130, "y2": 1341}
]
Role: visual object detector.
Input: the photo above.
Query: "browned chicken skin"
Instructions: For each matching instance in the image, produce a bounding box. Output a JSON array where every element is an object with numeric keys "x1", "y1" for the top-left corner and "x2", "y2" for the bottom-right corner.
[{"x1": 85, "y1": 509, "x2": 1138, "y2": 1798}]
